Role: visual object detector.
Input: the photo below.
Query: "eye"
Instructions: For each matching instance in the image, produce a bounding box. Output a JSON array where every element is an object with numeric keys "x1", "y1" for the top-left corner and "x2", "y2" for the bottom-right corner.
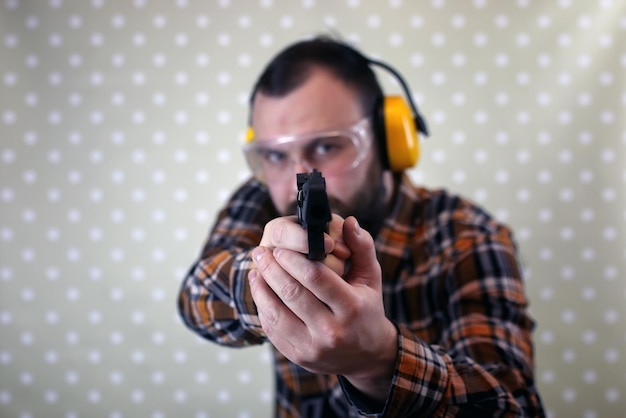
[
  {"x1": 258, "y1": 148, "x2": 286, "y2": 165},
  {"x1": 310, "y1": 137, "x2": 346, "y2": 157}
]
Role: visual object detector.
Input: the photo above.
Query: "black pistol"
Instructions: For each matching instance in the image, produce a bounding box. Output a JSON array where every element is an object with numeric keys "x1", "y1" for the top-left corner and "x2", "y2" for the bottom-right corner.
[{"x1": 296, "y1": 169, "x2": 331, "y2": 261}]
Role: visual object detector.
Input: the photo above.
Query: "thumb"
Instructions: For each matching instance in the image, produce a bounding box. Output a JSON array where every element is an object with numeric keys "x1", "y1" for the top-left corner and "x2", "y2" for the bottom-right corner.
[{"x1": 343, "y1": 216, "x2": 382, "y2": 287}]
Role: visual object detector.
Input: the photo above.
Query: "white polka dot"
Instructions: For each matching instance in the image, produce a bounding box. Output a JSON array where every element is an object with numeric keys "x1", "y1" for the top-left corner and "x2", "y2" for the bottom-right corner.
[
  {"x1": 131, "y1": 389, "x2": 144, "y2": 403},
  {"x1": 515, "y1": 188, "x2": 530, "y2": 202},
  {"x1": 493, "y1": 170, "x2": 509, "y2": 184},
  {"x1": 538, "y1": 247, "x2": 552, "y2": 260},
  {"x1": 44, "y1": 390, "x2": 59, "y2": 404},
  {"x1": 540, "y1": 369, "x2": 554, "y2": 383},
  {"x1": 605, "y1": 388, "x2": 620, "y2": 403},
  {"x1": 110, "y1": 370, "x2": 124, "y2": 385},
  {"x1": 581, "y1": 329, "x2": 597, "y2": 344},
  {"x1": 562, "y1": 388, "x2": 577, "y2": 402},
  {"x1": 603, "y1": 265, "x2": 618, "y2": 280},
  {"x1": 195, "y1": 370, "x2": 210, "y2": 384},
  {"x1": 452, "y1": 170, "x2": 466, "y2": 184},
  {"x1": 410, "y1": 14, "x2": 424, "y2": 28},
  {"x1": 175, "y1": 33, "x2": 189, "y2": 47},
  {"x1": 581, "y1": 286, "x2": 596, "y2": 301},
  {"x1": 604, "y1": 309, "x2": 619, "y2": 324},
  {"x1": 517, "y1": 32, "x2": 530, "y2": 47},
  {"x1": 431, "y1": 72, "x2": 446, "y2": 85},
  {"x1": 147, "y1": 370, "x2": 164, "y2": 387},
  {"x1": 473, "y1": 32, "x2": 488, "y2": 47},
  {"x1": 561, "y1": 309, "x2": 576, "y2": 323},
  {"x1": 65, "y1": 370, "x2": 80, "y2": 385},
  {"x1": 152, "y1": 331, "x2": 166, "y2": 345}
]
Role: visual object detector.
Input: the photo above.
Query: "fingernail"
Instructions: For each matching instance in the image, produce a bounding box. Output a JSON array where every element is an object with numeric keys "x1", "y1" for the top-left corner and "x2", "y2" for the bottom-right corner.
[
  {"x1": 354, "y1": 218, "x2": 361, "y2": 236},
  {"x1": 252, "y1": 247, "x2": 264, "y2": 262},
  {"x1": 248, "y1": 269, "x2": 258, "y2": 283},
  {"x1": 273, "y1": 247, "x2": 282, "y2": 259}
]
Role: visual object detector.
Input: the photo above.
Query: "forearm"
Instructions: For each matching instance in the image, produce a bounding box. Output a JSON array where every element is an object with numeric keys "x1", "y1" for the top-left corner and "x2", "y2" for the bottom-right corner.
[
  {"x1": 389, "y1": 325, "x2": 540, "y2": 417},
  {"x1": 177, "y1": 178, "x2": 276, "y2": 346},
  {"x1": 342, "y1": 323, "x2": 541, "y2": 417},
  {"x1": 178, "y1": 249, "x2": 265, "y2": 346},
  {"x1": 342, "y1": 266, "x2": 543, "y2": 416}
]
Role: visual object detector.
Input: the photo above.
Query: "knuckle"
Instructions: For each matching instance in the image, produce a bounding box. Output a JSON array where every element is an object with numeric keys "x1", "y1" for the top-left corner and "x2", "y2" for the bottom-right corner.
[
  {"x1": 338, "y1": 299, "x2": 360, "y2": 321},
  {"x1": 254, "y1": 254, "x2": 270, "y2": 273},
  {"x1": 302, "y1": 262, "x2": 326, "y2": 286},
  {"x1": 261, "y1": 218, "x2": 285, "y2": 247},
  {"x1": 317, "y1": 320, "x2": 343, "y2": 348},
  {"x1": 278, "y1": 281, "x2": 301, "y2": 302},
  {"x1": 261, "y1": 322, "x2": 275, "y2": 340},
  {"x1": 270, "y1": 219, "x2": 288, "y2": 245},
  {"x1": 259, "y1": 307, "x2": 278, "y2": 328},
  {"x1": 298, "y1": 343, "x2": 322, "y2": 368}
]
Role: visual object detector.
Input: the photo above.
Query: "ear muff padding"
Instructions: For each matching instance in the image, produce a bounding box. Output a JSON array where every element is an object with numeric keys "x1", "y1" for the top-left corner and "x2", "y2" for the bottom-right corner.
[{"x1": 378, "y1": 96, "x2": 420, "y2": 171}]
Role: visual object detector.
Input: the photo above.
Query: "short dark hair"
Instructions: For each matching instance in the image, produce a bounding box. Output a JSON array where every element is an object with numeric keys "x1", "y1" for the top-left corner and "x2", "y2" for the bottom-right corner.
[{"x1": 249, "y1": 36, "x2": 383, "y2": 120}]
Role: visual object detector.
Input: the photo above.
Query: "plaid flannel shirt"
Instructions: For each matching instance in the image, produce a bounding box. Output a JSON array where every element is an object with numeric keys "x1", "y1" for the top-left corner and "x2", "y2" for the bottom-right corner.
[{"x1": 178, "y1": 175, "x2": 545, "y2": 417}]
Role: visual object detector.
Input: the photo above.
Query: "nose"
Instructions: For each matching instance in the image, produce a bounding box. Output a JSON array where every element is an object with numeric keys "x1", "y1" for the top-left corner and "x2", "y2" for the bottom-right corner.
[{"x1": 292, "y1": 160, "x2": 309, "y2": 176}]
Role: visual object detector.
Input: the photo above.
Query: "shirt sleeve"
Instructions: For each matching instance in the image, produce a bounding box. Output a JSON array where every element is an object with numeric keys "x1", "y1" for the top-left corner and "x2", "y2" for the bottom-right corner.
[
  {"x1": 342, "y1": 200, "x2": 545, "y2": 417},
  {"x1": 177, "y1": 178, "x2": 277, "y2": 347}
]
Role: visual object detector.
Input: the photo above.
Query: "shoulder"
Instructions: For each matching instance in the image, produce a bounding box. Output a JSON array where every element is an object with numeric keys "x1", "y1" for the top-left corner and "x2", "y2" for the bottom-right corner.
[
  {"x1": 398, "y1": 177, "x2": 515, "y2": 250},
  {"x1": 222, "y1": 177, "x2": 277, "y2": 221},
  {"x1": 419, "y1": 188, "x2": 500, "y2": 233},
  {"x1": 398, "y1": 178, "x2": 492, "y2": 226}
]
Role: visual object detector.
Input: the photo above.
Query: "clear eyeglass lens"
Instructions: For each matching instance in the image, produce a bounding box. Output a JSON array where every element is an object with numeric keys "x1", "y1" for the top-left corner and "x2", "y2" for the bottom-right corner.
[{"x1": 249, "y1": 134, "x2": 360, "y2": 181}]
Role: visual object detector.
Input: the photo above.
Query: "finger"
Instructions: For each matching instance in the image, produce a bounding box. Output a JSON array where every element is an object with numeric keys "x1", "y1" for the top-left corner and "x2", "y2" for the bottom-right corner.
[
  {"x1": 342, "y1": 217, "x2": 381, "y2": 288},
  {"x1": 272, "y1": 247, "x2": 352, "y2": 316},
  {"x1": 260, "y1": 216, "x2": 338, "y2": 258},
  {"x1": 253, "y1": 246, "x2": 334, "y2": 325},
  {"x1": 322, "y1": 253, "x2": 348, "y2": 278},
  {"x1": 248, "y1": 267, "x2": 310, "y2": 346},
  {"x1": 259, "y1": 216, "x2": 308, "y2": 252},
  {"x1": 327, "y1": 214, "x2": 350, "y2": 260}
]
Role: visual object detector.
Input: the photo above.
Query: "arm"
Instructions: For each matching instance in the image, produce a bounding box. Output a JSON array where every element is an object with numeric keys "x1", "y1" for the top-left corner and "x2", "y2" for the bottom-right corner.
[
  {"x1": 343, "y1": 222, "x2": 544, "y2": 417},
  {"x1": 177, "y1": 179, "x2": 276, "y2": 346},
  {"x1": 247, "y1": 191, "x2": 544, "y2": 416}
]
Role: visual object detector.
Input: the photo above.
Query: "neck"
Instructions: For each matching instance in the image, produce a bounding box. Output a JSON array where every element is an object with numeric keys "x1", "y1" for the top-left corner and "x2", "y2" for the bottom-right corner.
[{"x1": 360, "y1": 171, "x2": 396, "y2": 239}]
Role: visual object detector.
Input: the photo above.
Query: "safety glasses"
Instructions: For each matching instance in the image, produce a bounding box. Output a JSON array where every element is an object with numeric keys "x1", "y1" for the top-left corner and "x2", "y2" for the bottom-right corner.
[{"x1": 243, "y1": 118, "x2": 372, "y2": 182}]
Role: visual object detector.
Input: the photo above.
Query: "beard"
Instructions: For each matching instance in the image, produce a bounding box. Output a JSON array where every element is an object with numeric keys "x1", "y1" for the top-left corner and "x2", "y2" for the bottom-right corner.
[{"x1": 284, "y1": 159, "x2": 390, "y2": 238}]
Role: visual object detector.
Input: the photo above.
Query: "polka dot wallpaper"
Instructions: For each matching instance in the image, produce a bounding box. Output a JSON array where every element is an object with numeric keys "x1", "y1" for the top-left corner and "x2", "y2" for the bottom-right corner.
[{"x1": 1, "y1": 1, "x2": 624, "y2": 417}]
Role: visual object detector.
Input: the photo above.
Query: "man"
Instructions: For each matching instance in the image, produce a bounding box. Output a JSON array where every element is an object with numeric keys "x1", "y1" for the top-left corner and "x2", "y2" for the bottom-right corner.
[{"x1": 178, "y1": 37, "x2": 545, "y2": 417}]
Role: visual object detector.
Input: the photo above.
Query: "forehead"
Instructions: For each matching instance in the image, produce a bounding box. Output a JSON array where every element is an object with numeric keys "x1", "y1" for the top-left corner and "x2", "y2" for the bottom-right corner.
[{"x1": 251, "y1": 68, "x2": 364, "y2": 141}]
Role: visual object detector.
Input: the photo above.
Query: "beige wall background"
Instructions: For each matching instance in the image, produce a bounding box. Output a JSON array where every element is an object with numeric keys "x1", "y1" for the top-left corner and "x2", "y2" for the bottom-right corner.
[{"x1": 0, "y1": 1, "x2": 624, "y2": 417}]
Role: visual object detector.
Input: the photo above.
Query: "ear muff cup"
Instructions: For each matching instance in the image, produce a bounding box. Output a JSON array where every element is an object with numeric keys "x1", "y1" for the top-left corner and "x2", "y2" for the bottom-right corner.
[
  {"x1": 375, "y1": 95, "x2": 420, "y2": 172},
  {"x1": 245, "y1": 126, "x2": 255, "y2": 143}
]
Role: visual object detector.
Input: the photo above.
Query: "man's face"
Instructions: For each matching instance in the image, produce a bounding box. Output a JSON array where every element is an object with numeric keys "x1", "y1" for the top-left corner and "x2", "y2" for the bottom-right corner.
[{"x1": 249, "y1": 68, "x2": 390, "y2": 228}]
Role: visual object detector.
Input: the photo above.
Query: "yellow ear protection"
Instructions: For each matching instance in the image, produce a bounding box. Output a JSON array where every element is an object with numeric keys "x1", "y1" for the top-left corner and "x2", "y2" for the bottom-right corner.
[
  {"x1": 245, "y1": 47, "x2": 429, "y2": 172},
  {"x1": 366, "y1": 58, "x2": 429, "y2": 172},
  {"x1": 245, "y1": 125, "x2": 255, "y2": 144}
]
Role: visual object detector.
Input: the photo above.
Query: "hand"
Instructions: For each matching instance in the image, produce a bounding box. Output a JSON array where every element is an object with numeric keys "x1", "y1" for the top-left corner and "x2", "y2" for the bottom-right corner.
[
  {"x1": 249, "y1": 216, "x2": 398, "y2": 401},
  {"x1": 258, "y1": 214, "x2": 350, "y2": 276}
]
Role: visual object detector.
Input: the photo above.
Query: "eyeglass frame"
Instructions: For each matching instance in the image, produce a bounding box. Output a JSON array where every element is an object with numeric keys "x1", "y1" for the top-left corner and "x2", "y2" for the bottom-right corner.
[{"x1": 243, "y1": 117, "x2": 374, "y2": 182}]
